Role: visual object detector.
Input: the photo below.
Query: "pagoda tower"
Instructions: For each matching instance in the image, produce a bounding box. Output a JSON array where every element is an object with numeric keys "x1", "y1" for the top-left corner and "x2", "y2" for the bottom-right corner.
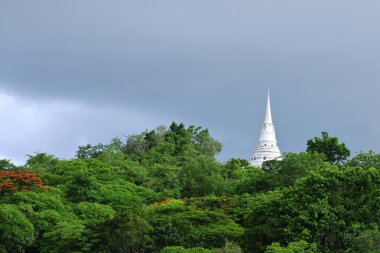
[{"x1": 250, "y1": 92, "x2": 282, "y2": 167}]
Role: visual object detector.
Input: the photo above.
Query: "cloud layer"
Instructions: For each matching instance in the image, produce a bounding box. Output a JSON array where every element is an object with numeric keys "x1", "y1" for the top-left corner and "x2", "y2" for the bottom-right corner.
[
  {"x1": 1, "y1": 1, "x2": 380, "y2": 163},
  {"x1": 0, "y1": 89, "x2": 169, "y2": 164}
]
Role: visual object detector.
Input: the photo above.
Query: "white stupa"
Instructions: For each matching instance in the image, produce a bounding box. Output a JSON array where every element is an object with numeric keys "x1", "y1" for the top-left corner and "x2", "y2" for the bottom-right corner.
[{"x1": 250, "y1": 91, "x2": 282, "y2": 167}]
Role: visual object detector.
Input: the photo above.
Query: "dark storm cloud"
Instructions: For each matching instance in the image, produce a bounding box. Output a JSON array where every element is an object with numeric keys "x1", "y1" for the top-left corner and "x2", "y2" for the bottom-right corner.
[{"x1": 1, "y1": 0, "x2": 380, "y2": 163}]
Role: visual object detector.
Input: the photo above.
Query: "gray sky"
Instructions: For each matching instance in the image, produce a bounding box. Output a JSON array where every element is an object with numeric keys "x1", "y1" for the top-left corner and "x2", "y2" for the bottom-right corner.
[{"x1": 1, "y1": 0, "x2": 380, "y2": 164}]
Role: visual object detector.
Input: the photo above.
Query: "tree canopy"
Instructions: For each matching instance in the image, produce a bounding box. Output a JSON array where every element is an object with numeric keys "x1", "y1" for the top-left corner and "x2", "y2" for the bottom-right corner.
[
  {"x1": 0, "y1": 123, "x2": 378, "y2": 253},
  {"x1": 306, "y1": 131, "x2": 351, "y2": 164}
]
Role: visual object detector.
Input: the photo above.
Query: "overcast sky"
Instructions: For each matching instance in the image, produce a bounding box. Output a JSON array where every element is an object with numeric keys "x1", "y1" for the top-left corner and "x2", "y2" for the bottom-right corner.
[{"x1": 1, "y1": 1, "x2": 380, "y2": 164}]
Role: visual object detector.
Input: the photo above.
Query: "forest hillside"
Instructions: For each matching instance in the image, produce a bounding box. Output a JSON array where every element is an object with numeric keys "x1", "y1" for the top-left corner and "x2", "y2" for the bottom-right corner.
[{"x1": 0, "y1": 122, "x2": 379, "y2": 253}]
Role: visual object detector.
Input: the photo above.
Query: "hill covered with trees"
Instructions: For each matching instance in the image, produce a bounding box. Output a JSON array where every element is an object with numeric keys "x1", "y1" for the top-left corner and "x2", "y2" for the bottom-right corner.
[{"x1": 0, "y1": 122, "x2": 379, "y2": 253}]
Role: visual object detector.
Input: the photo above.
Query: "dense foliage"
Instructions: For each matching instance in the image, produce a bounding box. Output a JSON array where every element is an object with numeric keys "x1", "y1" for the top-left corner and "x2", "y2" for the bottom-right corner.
[{"x1": 0, "y1": 123, "x2": 379, "y2": 253}]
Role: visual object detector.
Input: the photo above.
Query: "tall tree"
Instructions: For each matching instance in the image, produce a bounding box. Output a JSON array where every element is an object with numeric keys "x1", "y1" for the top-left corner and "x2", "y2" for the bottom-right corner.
[{"x1": 306, "y1": 132, "x2": 350, "y2": 164}]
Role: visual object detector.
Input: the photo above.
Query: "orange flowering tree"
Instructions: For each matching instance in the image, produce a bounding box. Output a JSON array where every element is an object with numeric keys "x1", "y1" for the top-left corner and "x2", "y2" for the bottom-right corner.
[
  {"x1": 0, "y1": 170, "x2": 48, "y2": 194},
  {"x1": 154, "y1": 198, "x2": 174, "y2": 206}
]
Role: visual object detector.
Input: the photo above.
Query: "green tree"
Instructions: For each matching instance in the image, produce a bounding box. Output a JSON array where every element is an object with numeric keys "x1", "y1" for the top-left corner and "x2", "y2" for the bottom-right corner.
[
  {"x1": 105, "y1": 211, "x2": 154, "y2": 253},
  {"x1": 269, "y1": 152, "x2": 329, "y2": 188},
  {"x1": 98, "y1": 152, "x2": 150, "y2": 186},
  {"x1": 190, "y1": 127, "x2": 222, "y2": 157},
  {"x1": 265, "y1": 241, "x2": 317, "y2": 253},
  {"x1": 94, "y1": 179, "x2": 158, "y2": 210},
  {"x1": 242, "y1": 166, "x2": 380, "y2": 253},
  {"x1": 26, "y1": 152, "x2": 59, "y2": 169},
  {"x1": 74, "y1": 202, "x2": 116, "y2": 252},
  {"x1": 347, "y1": 151, "x2": 380, "y2": 170},
  {"x1": 350, "y1": 224, "x2": 380, "y2": 253},
  {"x1": 0, "y1": 159, "x2": 17, "y2": 170},
  {"x1": 212, "y1": 241, "x2": 243, "y2": 253},
  {"x1": 123, "y1": 125, "x2": 167, "y2": 157},
  {"x1": 147, "y1": 199, "x2": 244, "y2": 251},
  {"x1": 1, "y1": 190, "x2": 74, "y2": 252},
  {"x1": 180, "y1": 156, "x2": 226, "y2": 197},
  {"x1": 123, "y1": 133, "x2": 147, "y2": 155},
  {"x1": 160, "y1": 246, "x2": 212, "y2": 253},
  {"x1": 223, "y1": 158, "x2": 249, "y2": 180},
  {"x1": 0, "y1": 204, "x2": 35, "y2": 253},
  {"x1": 164, "y1": 122, "x2": 222, "y2": 159},
  {"x1": 41, "y1": 220, "x2": 87, "y2": 253},
  {"x1": 66, "y1": 171, "x2": 100, "y2": 203},
  {"x1": 306, "y1": 131, "x2": 350, "y2": 164},
  {"x1": 76, "y1": 143, "x2": 108, "y2": 159},
  {"x1": 236, "y1": 167, "x2": 272, "y2": 194},
  {"x1": 146, "y1": 164, "x2": 181, "y2": 198},
  {"x1": 237, "y1": 153, "x2": 328, "y2": 195},
  {"x1": 241, "y1": 191, "x2": 285, "y2": 252}
]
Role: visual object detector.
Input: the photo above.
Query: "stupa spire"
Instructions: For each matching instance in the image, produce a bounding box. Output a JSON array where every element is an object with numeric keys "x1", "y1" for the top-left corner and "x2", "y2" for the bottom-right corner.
[
  {"x1": 264, "y1": 90, "x2": 272, "y2": 124},
  {"x1": 250, "y1": 91, "x2": 282, "y2": 168}
]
